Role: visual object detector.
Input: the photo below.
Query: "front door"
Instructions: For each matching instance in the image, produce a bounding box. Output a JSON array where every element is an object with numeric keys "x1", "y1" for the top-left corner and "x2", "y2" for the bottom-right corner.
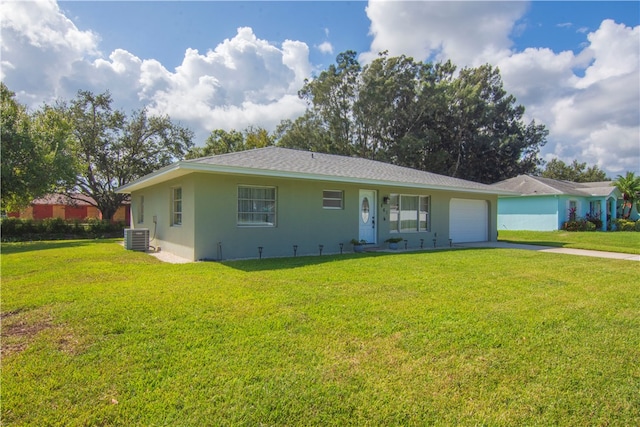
[{"x1": 358, "y1": 190, "x2": 377, "y2": 244}]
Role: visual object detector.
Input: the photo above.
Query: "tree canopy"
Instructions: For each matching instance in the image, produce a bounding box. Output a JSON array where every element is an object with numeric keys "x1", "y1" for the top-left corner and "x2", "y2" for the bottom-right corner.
[
  {"x1": 540, "y1": 158, "x2": 608, "y2": 182},
  {"x1": 1, "y1": 83, "x2": 76, "y2": 212},
  {"x1": 276, "y1": 51, "x2": 549, "y2": 184},
  {"x1": 186, "y1": 126, "x2": 274, "y2": 159},
  {"x1": 57, "y1": 90, "x2": 194, "y2": 220}
]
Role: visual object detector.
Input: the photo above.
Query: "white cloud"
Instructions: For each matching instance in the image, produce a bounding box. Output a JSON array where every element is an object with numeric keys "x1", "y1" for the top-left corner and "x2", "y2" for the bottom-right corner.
[
  {"x1": 1, "y1": 2, "x2": 310, "y2": 143},
  {"x1": 576, "y1": 19, "x2": 639, "y2": 89},
  {"x1": 363, "y1": 1, "x2": 639, "y2": 176},
  {"x1": 361, "y1": 0, "x2": 527, "y2": 66},
  {"x1": 0, "y1": 0, "x2": 99, "y2": 101},
  {"x1": 317, "y1": 41, "x2": 334, "y2": 55}
]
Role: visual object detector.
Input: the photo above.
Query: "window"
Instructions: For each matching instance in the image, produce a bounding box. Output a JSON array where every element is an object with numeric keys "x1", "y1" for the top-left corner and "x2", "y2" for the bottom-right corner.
[
  {"x1": 172, "y1": 187, "x2": 182, "y2": 226},
  {"x1": 137, "y1": 195, "x2": 144, "y2": 224},
  {"x1": 323, "y1": 190, "x2": 343, "y2": 209},
  {"x1": 238, "y1": 186, "x2": 276, "y2": 226},
  {"x1": 389, "y1": 194, "x2": 430, "y2": 232}
]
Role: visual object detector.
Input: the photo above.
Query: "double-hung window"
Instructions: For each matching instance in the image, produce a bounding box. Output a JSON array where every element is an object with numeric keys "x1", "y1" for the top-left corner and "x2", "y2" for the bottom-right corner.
[
  {"x1": 171, "y1": 187, "x2": 182, "y2": 226},
  {"x1": 238, "y1": 186, "x2": 276, "y2": 226},
  {"x1": 389, "y1": 194, "x2": 430, "y2": 232}
]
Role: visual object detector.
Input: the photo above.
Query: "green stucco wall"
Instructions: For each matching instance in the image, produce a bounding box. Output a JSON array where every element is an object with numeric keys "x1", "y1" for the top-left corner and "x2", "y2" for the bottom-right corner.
[{"x1": 130, "y1": 171, "x2": 498, "y2": 261}]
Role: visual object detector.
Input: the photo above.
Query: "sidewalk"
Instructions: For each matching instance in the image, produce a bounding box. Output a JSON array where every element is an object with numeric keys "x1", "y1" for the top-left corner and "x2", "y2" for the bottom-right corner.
[{"x1": 458, "y1": 242, "x2": 640, "y2": 262}]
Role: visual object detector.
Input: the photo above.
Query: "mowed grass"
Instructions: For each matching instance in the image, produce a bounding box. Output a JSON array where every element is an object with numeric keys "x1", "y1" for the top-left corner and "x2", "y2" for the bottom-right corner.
[
  {"x1": 2, "y1": 240, "x2": 639, "y2": 425},
  {"x1": 499, "y1": 230, "x2": 640, "y2": 254}
]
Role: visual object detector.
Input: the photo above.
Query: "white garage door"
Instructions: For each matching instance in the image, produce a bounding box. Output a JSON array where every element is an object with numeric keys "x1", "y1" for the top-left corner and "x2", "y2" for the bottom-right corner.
[{"x1": 449, "y1": 198, "x2": 488, "y2": 243}]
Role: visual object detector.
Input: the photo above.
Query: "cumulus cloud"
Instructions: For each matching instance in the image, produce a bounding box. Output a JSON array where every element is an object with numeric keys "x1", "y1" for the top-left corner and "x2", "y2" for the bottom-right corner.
[
  {"x1": 1, "y1": 2, "x2": 310, "y2": 142},
  {"x1": 317, "y1": 41, "x2": 334, "y2": 55},
  {"x1": 361, "y1": 0, "x2": 527, "y2": 66},
  {"x1": 0, "y1": 0, "x2": 99, "y2": 101},
  {"x1": 363, "y1": 1, "x2": 639, "y2": 176},
  {"x1": 520, "y1": 20, "x2": 640, "y2": 175}
]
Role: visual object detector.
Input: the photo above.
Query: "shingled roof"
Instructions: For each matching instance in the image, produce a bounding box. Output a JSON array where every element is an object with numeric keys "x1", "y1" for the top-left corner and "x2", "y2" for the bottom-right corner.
[
  {"x1": 118, "y1": 146, "x2": 511, "y2": 195},
  {"x1": 491, "y1": 174, "x2": 618, "y2": 197}
]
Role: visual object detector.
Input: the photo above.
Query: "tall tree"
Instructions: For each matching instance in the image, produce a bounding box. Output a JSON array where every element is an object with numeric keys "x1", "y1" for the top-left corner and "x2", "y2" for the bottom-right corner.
[
  {"x1": 298, "y1": 50, "x2": 361, "y2": 156},
  {"x1": 1, "y1": 83, "x2": 75, "y2": 212},
  {"x1": 186, "y1": 126, "x2": 273, "y2": 159},
  {"x1": 278, "y1": 52, "x2": 548, "y2": 183},
  {"x1": 614, "y1": 172, "x2": 640, "y2": 219},
  {"x1": 436, "y1": 64, "x2": 547, "y2": 183},
  {"x1": 274, "y1": 112, "x2": 333, "y2": 153},
  {"x1": 541, "y1": 158, "x2": 608, "y2": 182},
  {"x1": 62, "y1": 90, "x2": 194, "y2": 220}
]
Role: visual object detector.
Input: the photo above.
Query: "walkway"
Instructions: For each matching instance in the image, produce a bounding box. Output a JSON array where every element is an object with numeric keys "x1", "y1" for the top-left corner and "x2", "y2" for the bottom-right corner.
[{"x1": 458, "y1": 242, "x2": 640, "y2": 262}]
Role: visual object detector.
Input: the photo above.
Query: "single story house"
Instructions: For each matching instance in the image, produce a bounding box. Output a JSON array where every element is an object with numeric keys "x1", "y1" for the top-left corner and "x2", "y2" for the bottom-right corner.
[
  {"x1": 7, "y1": 193, "x2": 130, "y2": 223},
  {"x1": 491, "y1": 175, "x2": 625, "y2": 231},
  {"x1": 116, "y1": 147, "x2": 513, "y2": 261}
]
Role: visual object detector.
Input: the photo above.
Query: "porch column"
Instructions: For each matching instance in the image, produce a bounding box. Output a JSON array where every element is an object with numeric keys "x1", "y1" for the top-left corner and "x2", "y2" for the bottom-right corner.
[
  {"x1": 599, "y1": 198, "x2": 607, "y2": 231},
  {"x1": 609, "y1": 197, "x2": 616, "y2": 230}
]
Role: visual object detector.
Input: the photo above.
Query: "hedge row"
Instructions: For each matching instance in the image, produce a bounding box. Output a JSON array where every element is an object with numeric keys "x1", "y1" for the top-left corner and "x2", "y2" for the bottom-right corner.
[
  {"x1": 1, "y1": 217, "x2": 127, "y2": 241},
  {"x1": 562, "y1": 218, "x2": 640, "y2": 232}
]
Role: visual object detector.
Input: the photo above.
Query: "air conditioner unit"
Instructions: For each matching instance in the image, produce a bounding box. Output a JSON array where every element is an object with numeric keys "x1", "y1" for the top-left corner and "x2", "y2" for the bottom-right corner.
[{"x1": 124, "y1": 228, "x2": 149, "y2": 251}]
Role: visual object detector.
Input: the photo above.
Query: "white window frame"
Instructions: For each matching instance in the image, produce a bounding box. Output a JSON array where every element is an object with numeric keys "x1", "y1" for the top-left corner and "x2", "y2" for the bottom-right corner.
[
  {"x1": 322, "y1": 190, "x2": 344, "y2": 209},
  {"x1": 389, "y1": 194, "x2": 430, "y2": 233},
  {"x1": 237, "y1": 185, "x2": 277, "y2": 227},
  {"x1": 171, "y1": 187, "x2": 182, "y2": 226}
]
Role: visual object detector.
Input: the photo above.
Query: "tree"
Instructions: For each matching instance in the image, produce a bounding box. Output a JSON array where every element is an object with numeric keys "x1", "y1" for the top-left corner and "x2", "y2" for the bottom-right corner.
[
  {"x1": 1, "y1": 83, "x2": 75, "y2": 212},
  {"x1": 274, "y1": 111, "x2": 332, "y2": 153},
  {"x1": 61, "y1": 90, "x2": 194, "y2": 220},
  {"x1": 541, "y1": 158, "x2": 608, "y2": 182},
  {"x1": 278, "y1": 51, "x2": 548, "y2": 183},
  {"x1": 433, "y1": 64, "x2": 547, "y2": 183},
  {"x1": 614, "y1": 172, "x2": 640, "y2": 219},
  {"x1": 186, "y1": 126, "x2": 273, "y2": 159},
  {"x1": 298, "y1": 50, "x2": 361, "y2": 156}
]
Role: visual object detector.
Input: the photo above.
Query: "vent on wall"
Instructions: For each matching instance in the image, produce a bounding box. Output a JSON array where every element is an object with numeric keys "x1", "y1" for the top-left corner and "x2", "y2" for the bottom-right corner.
[{"x1": 124, "y1": 228, "x2": 149, "y2": 251}]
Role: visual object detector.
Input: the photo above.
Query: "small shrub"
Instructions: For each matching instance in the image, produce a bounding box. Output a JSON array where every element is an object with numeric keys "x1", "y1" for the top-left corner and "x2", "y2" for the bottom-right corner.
[
  {"x1": 586, "y1": 215, "x2": 603, "y2": 230},
  {"x1": 614, "y1": 219, "x2": 640, "y2": 232},
  {"x1": 562, "y1": 218, "x2": 595, "y2": 232}
]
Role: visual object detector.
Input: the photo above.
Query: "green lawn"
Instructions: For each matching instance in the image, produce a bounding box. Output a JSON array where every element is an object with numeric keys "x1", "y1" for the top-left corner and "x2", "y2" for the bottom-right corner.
[
  {"x1": 499, "y1": 230, "x2": 640, "y2": 254},
  {"x1": 2, "y1": 240, "x2": 639, "y2": 425}
]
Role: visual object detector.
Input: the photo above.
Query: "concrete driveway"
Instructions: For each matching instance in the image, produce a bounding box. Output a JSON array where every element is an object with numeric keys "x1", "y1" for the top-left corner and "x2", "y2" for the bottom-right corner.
[{"x1": 458, "y1": 242, "x2": 640, "y2": 262}]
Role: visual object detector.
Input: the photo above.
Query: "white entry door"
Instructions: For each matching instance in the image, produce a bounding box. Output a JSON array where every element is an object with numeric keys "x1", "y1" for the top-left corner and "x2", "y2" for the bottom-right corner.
[{"x1": 359, "y1": 190, "x2": 377, "y2": 244}]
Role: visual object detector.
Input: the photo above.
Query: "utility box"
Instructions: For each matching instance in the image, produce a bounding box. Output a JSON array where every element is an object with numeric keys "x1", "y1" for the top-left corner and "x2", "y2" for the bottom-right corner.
[{"x1": 124, "y1": 228, "x2": 149, "y2": 251}]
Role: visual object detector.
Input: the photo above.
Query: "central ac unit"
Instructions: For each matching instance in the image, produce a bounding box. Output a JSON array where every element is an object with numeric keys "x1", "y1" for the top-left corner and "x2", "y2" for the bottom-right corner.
[{"x1": 124, "y1": 228, "x2": 149, "y2": 251}]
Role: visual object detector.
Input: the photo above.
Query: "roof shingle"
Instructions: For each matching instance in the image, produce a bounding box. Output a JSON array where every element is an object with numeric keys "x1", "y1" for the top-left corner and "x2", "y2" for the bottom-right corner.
[{"x1": 185, "y1": 146, "x2": 499, "y2": 192}]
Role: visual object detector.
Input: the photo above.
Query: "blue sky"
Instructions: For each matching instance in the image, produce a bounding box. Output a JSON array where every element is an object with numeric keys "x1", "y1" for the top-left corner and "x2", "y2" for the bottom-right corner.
[{"x1": 2, "y1": 1, "x2": 639, "y2": 176}]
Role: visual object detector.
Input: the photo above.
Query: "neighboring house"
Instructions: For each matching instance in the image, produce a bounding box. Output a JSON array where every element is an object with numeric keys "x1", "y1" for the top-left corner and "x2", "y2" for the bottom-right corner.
[
  {"x1": 8, "y1": 193, "x2": 130, "y2": 223},
  {"x1": 117, "y1": 147, "x2": 512, "y2": 261},
  {"x1": 491, "y1": 175, "x2": 625, "y2": 231}
]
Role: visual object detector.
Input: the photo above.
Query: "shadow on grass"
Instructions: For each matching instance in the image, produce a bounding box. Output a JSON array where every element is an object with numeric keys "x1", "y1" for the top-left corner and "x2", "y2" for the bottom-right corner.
[
  {"x1": 498, "y1": 239, "x2": 567, "y2": 248},
  {"x1": 220, "y1": 247, "x2": 464, "y2": 272},
  {"x1": 0, "y1": 238, "x2": 117, "y2": 255}
]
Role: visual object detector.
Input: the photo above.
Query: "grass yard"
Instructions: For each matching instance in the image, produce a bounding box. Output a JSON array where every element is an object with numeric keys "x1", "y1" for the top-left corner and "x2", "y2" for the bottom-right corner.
[
  {"x1": 2, "y1": 240, "x2": 639, "y2": 425},
  {"x1": 499, "y1": 230, "x2": 640, "y2": 255}
]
